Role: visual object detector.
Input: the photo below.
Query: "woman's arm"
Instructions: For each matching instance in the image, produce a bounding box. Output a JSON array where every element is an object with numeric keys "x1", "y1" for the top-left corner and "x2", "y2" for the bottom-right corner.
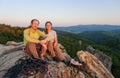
[
  {"x1": 38, "y1": 30, "x2": 51, "y2": 42},
  {"x1": 54, "y1": 31, "x2": 58, "y2": 47}
]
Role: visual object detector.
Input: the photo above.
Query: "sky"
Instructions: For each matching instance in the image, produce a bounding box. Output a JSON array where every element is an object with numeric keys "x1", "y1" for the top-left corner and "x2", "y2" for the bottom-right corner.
[{"x1": 0, "y1": 0, "x2": 120, "y2": 27}]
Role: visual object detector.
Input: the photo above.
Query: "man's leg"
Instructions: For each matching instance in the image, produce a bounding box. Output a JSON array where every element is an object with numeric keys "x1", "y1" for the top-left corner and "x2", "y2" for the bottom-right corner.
[
  {"x1": 25, "y1": 43, "x2": 31, "y2": 56},
  {"x1": 25, "y1": 42, "x2": 39, "y2": 59},
  {"x1": 40, "y1": 44, "x2": 47, "y2": 59}
]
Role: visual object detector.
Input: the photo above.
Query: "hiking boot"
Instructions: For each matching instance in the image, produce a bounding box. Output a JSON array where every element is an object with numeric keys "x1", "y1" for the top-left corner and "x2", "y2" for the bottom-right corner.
[
  {"x1": 70, "y1": 59, "x2": 83, "y2": 70},
  {"x1": 53, "y1": 57, "x2": 61, "y2": 62}
]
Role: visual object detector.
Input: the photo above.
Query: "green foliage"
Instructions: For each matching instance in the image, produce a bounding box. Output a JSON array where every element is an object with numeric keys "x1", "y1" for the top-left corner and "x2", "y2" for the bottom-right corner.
[
  {"x1": 0, "y1": 24, "x2": 25, "y2": 44},
  {"x1": 56, "y1": 30, "x2": 95, "y2": 57}
]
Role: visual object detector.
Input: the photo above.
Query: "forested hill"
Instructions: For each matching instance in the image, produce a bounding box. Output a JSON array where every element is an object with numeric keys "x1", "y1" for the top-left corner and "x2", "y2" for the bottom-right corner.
[
  {"x1": 0, "y1": 24, "x2": 120, "y2": 78},
  {"x1": 0, "y1": 24, "x2": 24, "y2": 44}
]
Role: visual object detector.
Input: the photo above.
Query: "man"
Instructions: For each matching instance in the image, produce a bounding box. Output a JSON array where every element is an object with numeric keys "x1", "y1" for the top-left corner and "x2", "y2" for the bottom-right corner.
[{"x1": 24, "y1": 19, "x2": 50, "y2": 59}]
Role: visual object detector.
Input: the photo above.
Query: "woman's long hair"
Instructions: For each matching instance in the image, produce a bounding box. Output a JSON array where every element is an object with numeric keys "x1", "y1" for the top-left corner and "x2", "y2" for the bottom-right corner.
[{"x1": 45, "y1": 21, "x2": 53, "y2": 34}]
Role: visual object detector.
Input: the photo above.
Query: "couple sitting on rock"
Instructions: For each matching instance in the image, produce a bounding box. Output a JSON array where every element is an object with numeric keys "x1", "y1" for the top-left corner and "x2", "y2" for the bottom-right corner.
[{"x1": 24, "y1": 19, "x2": 82, "y2": 68}]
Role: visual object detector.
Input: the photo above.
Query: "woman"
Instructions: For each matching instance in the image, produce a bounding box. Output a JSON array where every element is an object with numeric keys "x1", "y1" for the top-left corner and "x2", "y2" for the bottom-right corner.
[
  {"x1": 45, "y1": 21, "x2": 83, "y2": 67},
  {"x1": 45, "y1": 21, "x2": 65, "y2": 62}
]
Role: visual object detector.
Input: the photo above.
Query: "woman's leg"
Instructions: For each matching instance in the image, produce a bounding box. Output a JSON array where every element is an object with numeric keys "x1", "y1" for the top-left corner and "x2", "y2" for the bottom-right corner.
[
  {"x1": 54, "y1": 44, "x2": 65, "y2": 61},
  {"x1": 47, "y1": 41, "x2": 55, "y2": 57}
]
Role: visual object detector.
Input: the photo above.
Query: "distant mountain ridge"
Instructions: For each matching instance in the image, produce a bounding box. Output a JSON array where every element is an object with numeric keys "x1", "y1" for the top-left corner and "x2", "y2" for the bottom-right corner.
[
  {"x1": 79, "y1": 29, "x2": 120, "y2": 41},
  {"x1": 54, "y1": 25, "x2": 120, "y2": 33}
]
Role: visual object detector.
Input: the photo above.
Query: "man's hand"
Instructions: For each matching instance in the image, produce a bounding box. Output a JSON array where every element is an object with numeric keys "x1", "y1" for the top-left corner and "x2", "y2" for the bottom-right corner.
[{"x1": 39, "y1": 40, "x2": 47, "y2": 49}]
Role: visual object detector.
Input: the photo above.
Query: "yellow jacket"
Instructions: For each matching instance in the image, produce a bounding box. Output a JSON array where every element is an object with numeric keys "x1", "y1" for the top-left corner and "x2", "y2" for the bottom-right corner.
[{"x1": 24, "y1": 28, "x2": 50, "y2": 45}]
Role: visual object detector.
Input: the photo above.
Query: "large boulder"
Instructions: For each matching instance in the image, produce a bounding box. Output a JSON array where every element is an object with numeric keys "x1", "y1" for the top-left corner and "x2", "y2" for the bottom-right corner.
[
  {"x1": 86, "y1": 45, "x2": 112, "y2": 72},
  {"x1": 24, "y1": 62, "x2": 87, "y2": 78},
  {"x1": 0, "y1": 50, "x2": 25, "y2": 77},
  {"x1": 0, "y1": 44, "x2": 5, "y2": 48},
  {"x1": 6, "y1": 41, "x2": 23, "y2": 46},
  {"x1": 77, "y1": 51, "x2": 114, "y2": 78},
  {"x1": 0, "y1": 42, "x2": 24, "y2": 56}
]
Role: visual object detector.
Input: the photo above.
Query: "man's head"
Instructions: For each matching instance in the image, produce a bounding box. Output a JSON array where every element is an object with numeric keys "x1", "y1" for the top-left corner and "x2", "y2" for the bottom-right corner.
[{"x1": 31, "y1": 19, "x2": 39, "y2": 30}]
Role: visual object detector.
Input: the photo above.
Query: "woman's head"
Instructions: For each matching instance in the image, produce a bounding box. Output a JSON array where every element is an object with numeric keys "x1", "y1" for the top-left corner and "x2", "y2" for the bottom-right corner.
[
  {"x1": 45, "y1": 21, "x2": 52, "y2": 30},
  {"x1": 30, "y1": 19, "x2": 40, "y2": 30}
]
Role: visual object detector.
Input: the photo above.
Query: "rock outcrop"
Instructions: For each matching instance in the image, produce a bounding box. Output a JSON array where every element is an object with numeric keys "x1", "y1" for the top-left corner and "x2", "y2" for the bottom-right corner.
[
  {"x1": 0, "y1": 42, "x2": 25, "y2": 77},
  {"x1": 86, "y1": 45, "x2": 112, "y2": 72},
  {"x1": 77, "y1": 51, "x2": 114, "y2": 78},
  {"x1": 0, "y1": 41, "x2": 114, "y2": 78}
]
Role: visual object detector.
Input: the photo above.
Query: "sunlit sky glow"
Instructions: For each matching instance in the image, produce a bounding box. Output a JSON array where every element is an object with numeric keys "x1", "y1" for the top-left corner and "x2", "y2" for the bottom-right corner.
[{"x1": 0, "y1": 0, "x2": 120, "y2": 27}]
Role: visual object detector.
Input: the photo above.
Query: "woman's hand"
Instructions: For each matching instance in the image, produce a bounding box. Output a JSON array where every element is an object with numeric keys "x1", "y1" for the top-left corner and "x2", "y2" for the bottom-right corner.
[
  {"x1": 54, "y1": 42, "x2": 57, "y2": 47},
  {"x1": 39, "y1": 40, "x2": 46, "y2": 44}
]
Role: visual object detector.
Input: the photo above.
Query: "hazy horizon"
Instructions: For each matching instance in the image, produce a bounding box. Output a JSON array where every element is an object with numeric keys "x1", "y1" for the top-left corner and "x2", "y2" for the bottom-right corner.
[
  {"x1": 0, "y1": 0, "x2": 120, "y2": 27},
  {"x1": 1, "y1": 23, "x2": 120, "y2": 28}
]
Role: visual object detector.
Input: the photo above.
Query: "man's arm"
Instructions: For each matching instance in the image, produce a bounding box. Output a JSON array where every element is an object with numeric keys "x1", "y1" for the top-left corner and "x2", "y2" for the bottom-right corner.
[{"x1": 38, "y1": 30, "x2": 51, "y2": 41}]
